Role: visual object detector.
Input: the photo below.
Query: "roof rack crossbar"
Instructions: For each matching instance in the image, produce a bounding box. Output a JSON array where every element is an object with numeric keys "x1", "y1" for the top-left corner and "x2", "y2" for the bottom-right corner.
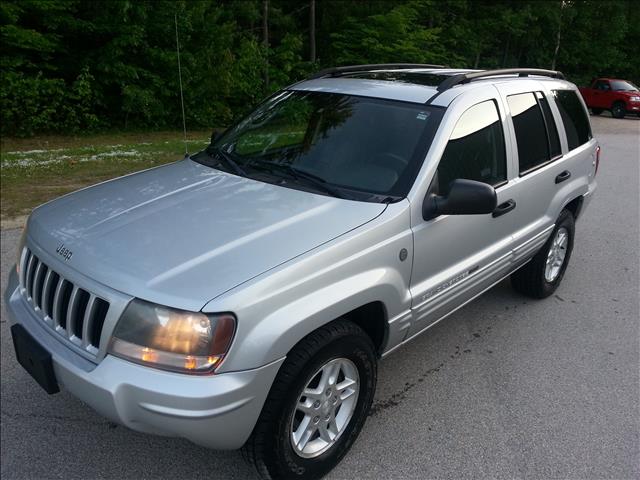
[
  {"x1": 437, "y1": 68, "x2": 565, "y2": 92},
  {"x1": 308, "y1": 63, "x2": 447, "y2": 80}
]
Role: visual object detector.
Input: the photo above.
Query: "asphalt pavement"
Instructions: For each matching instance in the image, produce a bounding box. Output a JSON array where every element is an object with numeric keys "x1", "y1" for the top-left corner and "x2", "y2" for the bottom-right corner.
[{"x1": 1, "y1": 116, "x2": 638, "y2": 479}]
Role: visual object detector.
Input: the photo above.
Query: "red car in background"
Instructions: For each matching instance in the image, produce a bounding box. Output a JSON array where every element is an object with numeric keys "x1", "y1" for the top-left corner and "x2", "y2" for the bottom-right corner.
[{"x1": 579, "y1": 78, "x2": 640, "y2": 118}]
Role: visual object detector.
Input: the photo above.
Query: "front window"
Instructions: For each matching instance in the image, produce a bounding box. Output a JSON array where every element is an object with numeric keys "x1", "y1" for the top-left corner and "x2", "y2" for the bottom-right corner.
[
  {"x1": 609, "y1": 80, "x2": 638, "y2": 92},
  {"x1": 194, "y1": 91, "x2": 443, "y2": 202},
  {"x1": 436, "y1": 99, "x2": 506, "y2": 196}
]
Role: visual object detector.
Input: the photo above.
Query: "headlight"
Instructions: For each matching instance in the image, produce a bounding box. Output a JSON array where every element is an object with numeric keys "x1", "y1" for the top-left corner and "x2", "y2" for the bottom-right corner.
[
  {"x1": 630, "y1": 96, "x2": 640, "y2": 101},
  {"x1": 108, "y1": 299, "x2": 236, "y2": 374}
]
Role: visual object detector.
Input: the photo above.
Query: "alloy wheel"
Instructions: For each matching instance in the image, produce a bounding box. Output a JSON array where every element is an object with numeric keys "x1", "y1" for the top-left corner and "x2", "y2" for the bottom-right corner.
[
  {"x1": 290, "y1": 357, "x2": 360, "y2": 458},
  {"x1": 545, "y1": 227, "x2": 569, "y2": 282}
]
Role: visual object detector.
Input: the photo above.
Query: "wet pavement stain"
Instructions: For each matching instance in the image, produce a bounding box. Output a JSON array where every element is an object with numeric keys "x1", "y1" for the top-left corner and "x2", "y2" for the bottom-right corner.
[{"x1": 369, "y1": 323, "x2": 496, "y2": 417}]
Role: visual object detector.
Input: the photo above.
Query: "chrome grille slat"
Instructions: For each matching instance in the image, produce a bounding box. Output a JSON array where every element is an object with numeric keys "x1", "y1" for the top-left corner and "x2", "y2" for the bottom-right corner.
[
  {"x1": 81, "y1": 295, "x2": 97, "y2": 348},
  {"x1": 25, "y1": 254, "x2": 36, "y2": 298},
  {"x1": 18, "y1": 248, "x2": 29, "y2": 288},
  {"x1": 66, "y1": 286, "x2": 80, "y2": 340},
  {"x1": 51, "y1": 278, "x2": 67, "y2": 329},
  {"x1": 32, "y1": 263, "x2": 47, "y2": 309},
  {"x1": 41, "y1": 269, "x2": 54, "y2": 317},
  {"x1": 19, "y1": 248, "x2": 110, "y2": 356}
]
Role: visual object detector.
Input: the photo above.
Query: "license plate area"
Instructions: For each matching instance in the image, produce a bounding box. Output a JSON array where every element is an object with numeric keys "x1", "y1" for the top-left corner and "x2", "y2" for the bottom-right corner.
[{"x1": 11, "y1": 324, "x2": 60, "y2": 394}]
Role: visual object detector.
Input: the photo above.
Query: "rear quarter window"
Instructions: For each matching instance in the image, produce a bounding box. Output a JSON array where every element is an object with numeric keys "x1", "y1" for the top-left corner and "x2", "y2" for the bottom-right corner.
[{"x1": 552, "y1": 90, "x2": 592, "y2": 150}]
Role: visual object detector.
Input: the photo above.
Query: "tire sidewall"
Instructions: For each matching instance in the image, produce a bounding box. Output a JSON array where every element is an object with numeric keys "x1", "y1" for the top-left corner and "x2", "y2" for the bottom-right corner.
[{"x1": 269, "y1": 333, "x2": 376, "y2": 479}]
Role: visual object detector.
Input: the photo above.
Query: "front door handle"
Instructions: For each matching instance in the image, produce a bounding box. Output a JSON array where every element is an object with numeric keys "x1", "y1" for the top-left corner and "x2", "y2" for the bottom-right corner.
[
  {"x1": 555, "y1": 170, "x2": 571, "y2": 184},
  {"x1": 492, "y1": 199, "x2": 516, "y2": 218}
]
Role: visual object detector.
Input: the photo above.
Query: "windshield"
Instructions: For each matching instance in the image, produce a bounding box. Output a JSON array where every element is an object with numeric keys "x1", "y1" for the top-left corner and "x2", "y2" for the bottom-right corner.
[
  {"x1": 610, "y1": 80, "x2": 638, "y2": 92},
  {"x1": 195, "y1": 90, "x2": 443, "y2": 202}
]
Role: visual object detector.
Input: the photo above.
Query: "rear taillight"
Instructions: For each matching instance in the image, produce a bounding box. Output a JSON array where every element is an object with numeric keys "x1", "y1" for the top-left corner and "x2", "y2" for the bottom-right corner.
[{"x1": 595, "y1": 145, "x2": 601, "y2": 176}]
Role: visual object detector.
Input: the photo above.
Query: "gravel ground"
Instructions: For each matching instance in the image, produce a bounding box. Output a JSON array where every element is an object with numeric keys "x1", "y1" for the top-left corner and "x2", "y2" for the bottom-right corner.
[{"x1": 1, "y1": 115, "x2": 638, "y2": 479}]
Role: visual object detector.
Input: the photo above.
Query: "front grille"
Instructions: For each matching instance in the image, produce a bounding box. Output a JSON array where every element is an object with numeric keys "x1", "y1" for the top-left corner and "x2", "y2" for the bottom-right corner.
[{"x1": 19, "y1": 248, "x2": 110, "y2": 355}]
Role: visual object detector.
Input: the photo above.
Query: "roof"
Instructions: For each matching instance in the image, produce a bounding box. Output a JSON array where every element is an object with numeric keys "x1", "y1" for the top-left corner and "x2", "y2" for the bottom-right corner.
[{"x1": 291, "y1": 66, "x2": 568, "y2": 106}]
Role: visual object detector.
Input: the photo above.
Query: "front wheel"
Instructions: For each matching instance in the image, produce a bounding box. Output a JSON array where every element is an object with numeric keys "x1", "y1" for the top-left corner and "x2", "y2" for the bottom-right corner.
[
  {"x1": 242, "y1": 320, "x2": 377, "y2": 480},
  {"x1": 611, "y1": 102, "x2": 626, "y2": 119},
  {"x1": 511, "y1": 209, "x2": 575, "y2": 298}
]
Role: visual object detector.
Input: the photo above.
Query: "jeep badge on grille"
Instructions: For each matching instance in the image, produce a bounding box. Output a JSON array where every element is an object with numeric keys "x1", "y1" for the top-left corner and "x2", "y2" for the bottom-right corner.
[{"x1": 55, "y1": 244, "x2": 73, "y2": 261}]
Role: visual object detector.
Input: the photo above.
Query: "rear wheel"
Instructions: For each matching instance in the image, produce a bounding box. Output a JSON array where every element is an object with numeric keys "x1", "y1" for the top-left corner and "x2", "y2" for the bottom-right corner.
[
  {"x1": 591, "y1": 108, "x2": 603, "y2": 115},
  {"x1": 511, "y1": 209, "x2": 575, "y2": 299},
  {"x1": 611, "y1": 101, "x2": 626, "y2": 119},
  {"x1": 242, "y1": 320, "x2": 377, "y2": 480}
]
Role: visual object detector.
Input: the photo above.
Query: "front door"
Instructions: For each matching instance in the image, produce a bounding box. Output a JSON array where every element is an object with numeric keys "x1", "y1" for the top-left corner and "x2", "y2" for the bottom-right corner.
[
  {"x1": 592, "y1": 80, "x2": 611, "y2": 109},
  {"x1": 408, "y1": 93, "x2": 519, "y2": 339}
]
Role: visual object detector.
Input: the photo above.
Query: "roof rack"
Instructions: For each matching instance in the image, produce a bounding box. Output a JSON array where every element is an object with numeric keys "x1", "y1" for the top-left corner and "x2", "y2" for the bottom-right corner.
[
  {"x1": 308, "y1": 63, "x2": 447, "y2": 80},
  {"x1": 437, "y1": 68, "x2": 565, "y2": 92}
]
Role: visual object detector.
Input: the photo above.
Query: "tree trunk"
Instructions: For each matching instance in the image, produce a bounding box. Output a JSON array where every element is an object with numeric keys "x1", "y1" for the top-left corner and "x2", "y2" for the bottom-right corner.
[
  {"x1": 474, "y1": 50, "x2": 481, "y2": 68},
  {"x1": 309, "y1": 0, "x2": 316, "y2": 62},
  {"x1": 551, "y1": 1, "x2": 563, "y2": 70},
  {"x1": 263, "y1": 0, "x2": 269, "y2": 88},
  {"x1": 502, "y1": 34, "x2": 510, "y2": 68}
]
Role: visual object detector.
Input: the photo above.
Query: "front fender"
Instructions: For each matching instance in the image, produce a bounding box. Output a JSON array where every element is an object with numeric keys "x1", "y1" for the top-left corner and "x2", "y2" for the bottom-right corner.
[
  {"x1": 208, "y1": 201, "x2": 414, "y2": 373},
  {"x1": 229, "y1": 269, "x2": 406, "y2": 371}
]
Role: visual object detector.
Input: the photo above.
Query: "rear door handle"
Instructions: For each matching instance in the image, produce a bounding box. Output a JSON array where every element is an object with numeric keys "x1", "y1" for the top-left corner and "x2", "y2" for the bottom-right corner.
[
  {"x1": 492, "y1": 199, "x2": 516, "y2": 218},
  {"x1": 555, "y1": 170, "x2": 571, "y2": 184}
]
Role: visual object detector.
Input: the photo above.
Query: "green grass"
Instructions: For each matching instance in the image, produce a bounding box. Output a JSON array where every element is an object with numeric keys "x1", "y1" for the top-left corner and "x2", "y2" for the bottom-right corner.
[{"x1": 0, "y1": 130, "x2": 211, "y2": 221}]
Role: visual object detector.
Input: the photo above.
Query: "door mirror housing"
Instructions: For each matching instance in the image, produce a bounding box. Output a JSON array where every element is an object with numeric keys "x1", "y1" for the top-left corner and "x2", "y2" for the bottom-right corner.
[{"x1": 423, "y1": 179, "x2": 497, "y2": 221}]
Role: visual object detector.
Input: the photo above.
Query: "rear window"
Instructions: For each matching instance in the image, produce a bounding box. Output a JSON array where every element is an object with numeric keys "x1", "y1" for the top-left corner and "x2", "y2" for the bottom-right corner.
[
  {"x1": 552, "y1": 90, "x2": 592, "y2": 150},
  {"x1": 507, "y1": 92, "x2": 550, "y2": 173},
  {"x1": 537, "y1": 92, "x2": 561, "y2": 159}
]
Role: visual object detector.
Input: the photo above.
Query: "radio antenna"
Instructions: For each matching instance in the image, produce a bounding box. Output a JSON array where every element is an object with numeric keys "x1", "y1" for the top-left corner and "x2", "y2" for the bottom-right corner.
[{"x1": 175, "y1": 12, "x2": 188, "y2": 157}]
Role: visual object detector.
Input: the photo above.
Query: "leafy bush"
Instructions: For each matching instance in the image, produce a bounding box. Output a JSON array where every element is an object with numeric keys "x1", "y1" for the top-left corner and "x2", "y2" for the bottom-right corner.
[
  {"x1": 1, "y1": 0, "x2": 638, "y2": 137},
  {"x1": 1, "y1": 72, "x2": 66, "y2": 136}
]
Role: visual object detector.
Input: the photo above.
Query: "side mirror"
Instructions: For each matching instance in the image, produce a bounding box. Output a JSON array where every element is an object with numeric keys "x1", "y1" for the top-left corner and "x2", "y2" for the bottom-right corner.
[
  {"x1": 210, "y1": 130, "x2": 221, "y2": 145},
  {"x1": 423, "y1": 179, "x2": 497, "y2": 220}
]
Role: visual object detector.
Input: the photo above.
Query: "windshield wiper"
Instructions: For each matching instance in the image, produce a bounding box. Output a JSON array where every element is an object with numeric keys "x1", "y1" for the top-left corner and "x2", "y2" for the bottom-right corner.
[
  {"x1": 248, "y1": 160, "x2": 346, "y2": 199},
  {"x1": 207, "y1": 146, "x2": 248, "y2": 177}
]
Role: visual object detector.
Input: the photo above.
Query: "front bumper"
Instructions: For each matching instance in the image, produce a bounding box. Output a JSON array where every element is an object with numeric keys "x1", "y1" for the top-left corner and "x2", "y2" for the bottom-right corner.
[{"x1": 4, "y1": 269, "x2": 283, "y2": 450}]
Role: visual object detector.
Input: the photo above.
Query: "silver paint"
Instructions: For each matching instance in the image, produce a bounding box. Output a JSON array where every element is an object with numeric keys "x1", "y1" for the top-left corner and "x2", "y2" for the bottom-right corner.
[{"x1": 5, "y1": 73, "x2": 598, "y2": 450}]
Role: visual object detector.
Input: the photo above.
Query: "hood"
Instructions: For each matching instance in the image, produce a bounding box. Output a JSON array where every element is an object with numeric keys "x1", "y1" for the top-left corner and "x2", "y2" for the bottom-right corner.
[{"x1": 27, "y1": 159, "x2": 386, "y2": 311}]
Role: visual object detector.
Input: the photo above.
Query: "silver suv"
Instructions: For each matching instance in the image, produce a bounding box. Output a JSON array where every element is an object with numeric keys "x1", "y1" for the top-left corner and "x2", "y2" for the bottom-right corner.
[{"x1": 6, "y1": 65, "x2": 598, "y2": 479}]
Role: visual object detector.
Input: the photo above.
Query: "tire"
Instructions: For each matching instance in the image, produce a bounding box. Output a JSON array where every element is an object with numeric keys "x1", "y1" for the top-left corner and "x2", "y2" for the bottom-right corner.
[
  {"x1": 511, "y1": 209, "x2": 575, "y2": 299},
  {"x1": 591, "y1": 108, "x2": 603, "y2": 115},
  {"x1": 242, "y1": 320, "x2": 377, "y2": 480},
  {"x1": 611, "y1": 101, "x2": 626, "y2": 119}
]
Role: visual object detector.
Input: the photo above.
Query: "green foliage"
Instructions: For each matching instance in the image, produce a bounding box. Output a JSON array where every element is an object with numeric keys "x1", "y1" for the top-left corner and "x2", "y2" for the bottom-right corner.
[
  {"x1": 1, "y1": 0, "x2": 638, "y2": 137},
  {"x1": 330, "y1": 2, "x2": 444, "y2": 65},
  {"x1": 1, "y1": 72, "x2": 65, "y2": 136}
]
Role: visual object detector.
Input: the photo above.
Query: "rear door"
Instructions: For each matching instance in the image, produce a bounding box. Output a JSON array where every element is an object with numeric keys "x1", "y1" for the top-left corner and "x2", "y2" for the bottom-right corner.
[{"x1": 495, "y1": 81, "x2": 593, "y2": 267}]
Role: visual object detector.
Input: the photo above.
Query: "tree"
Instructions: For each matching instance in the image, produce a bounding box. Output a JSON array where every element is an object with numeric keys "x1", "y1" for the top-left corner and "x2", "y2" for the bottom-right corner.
[
  {"x1": 309, "y1": 0, "x2": 316, "y2": 63},
  {"x1": 1, "y1": 0, "x2": 638, "y2": 137},
  {"x1": 263, "y1": 0, "x2": 269, "y2": 88}
]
